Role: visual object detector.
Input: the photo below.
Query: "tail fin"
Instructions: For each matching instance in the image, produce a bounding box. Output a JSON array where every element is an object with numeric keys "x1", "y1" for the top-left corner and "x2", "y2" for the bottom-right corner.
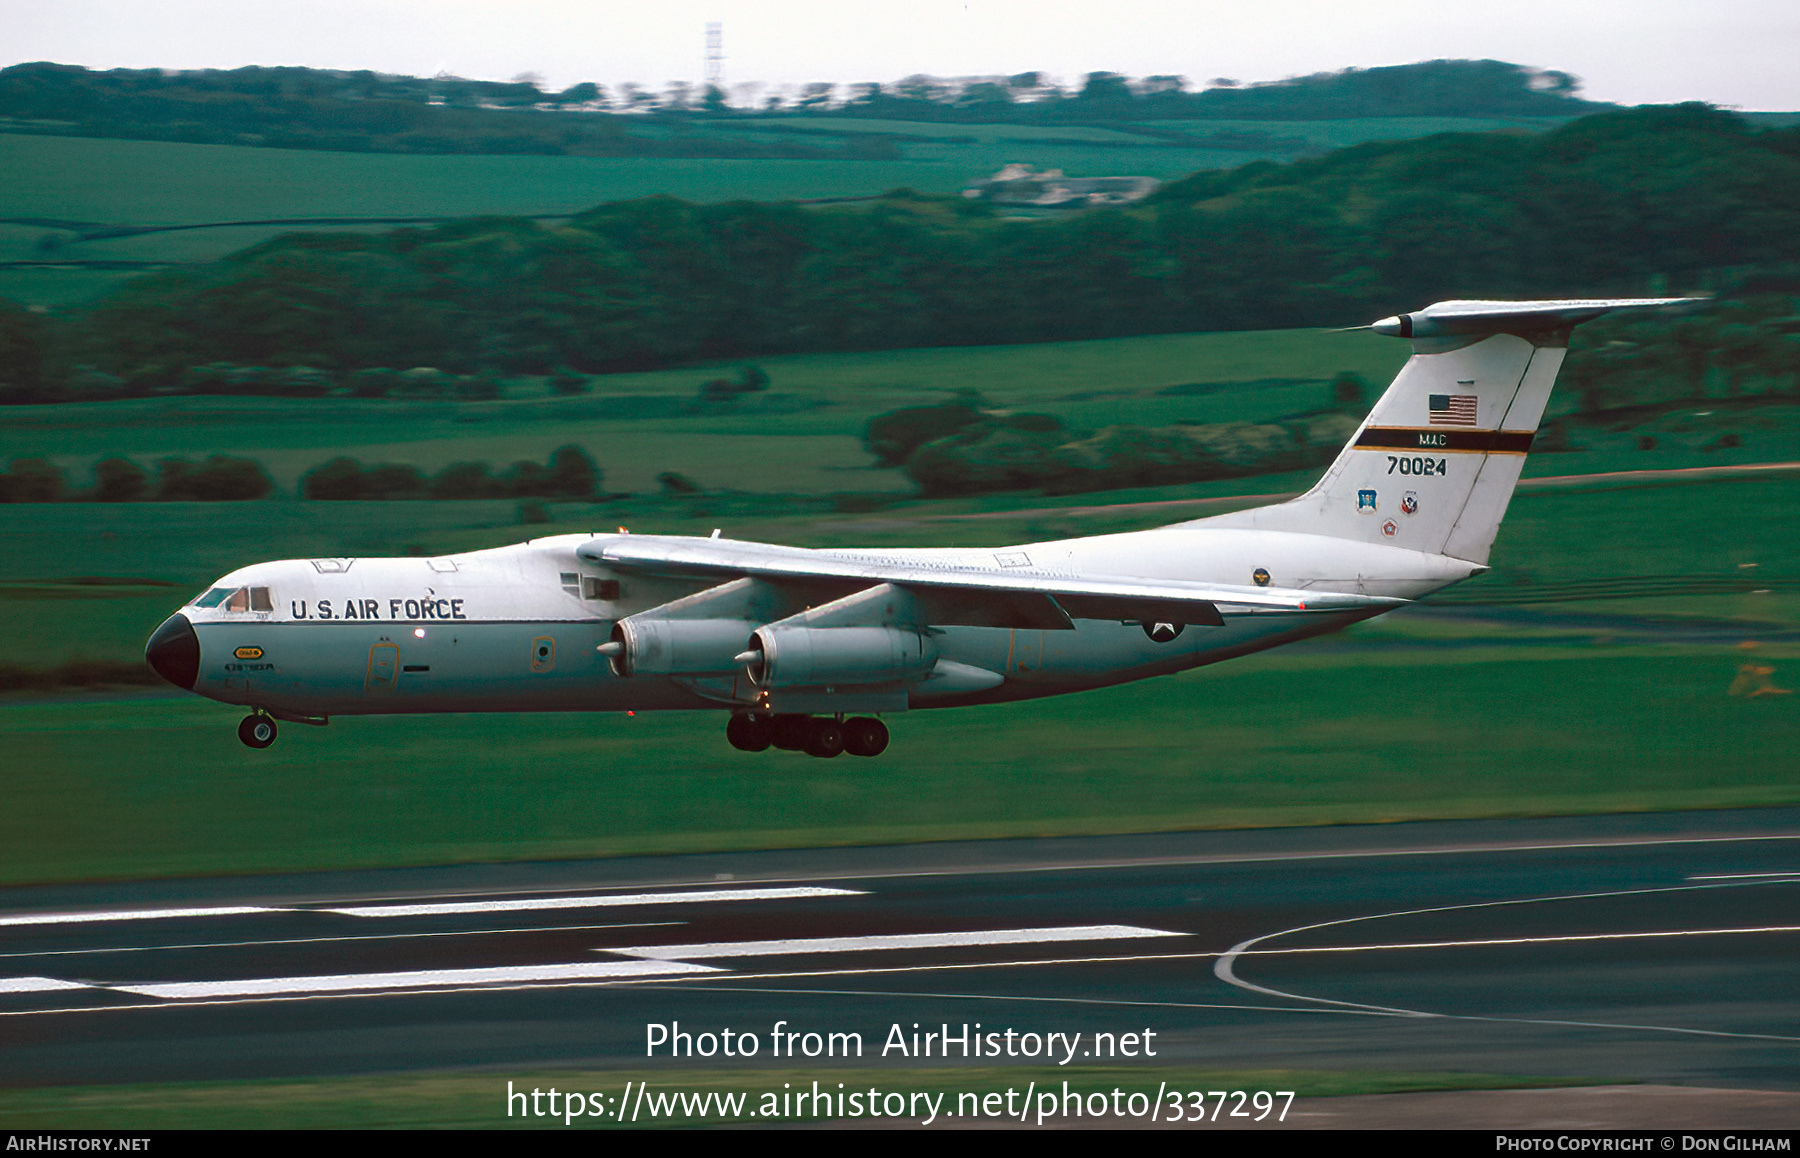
[{"x1": 1189, "y1": 298, "x2": 1702, "y2": 565}]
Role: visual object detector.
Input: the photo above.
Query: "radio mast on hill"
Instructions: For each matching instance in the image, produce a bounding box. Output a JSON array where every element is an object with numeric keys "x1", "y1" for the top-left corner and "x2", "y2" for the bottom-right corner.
[{"x1": 705, "y1": 23, "x2": 725, "y2": 88}]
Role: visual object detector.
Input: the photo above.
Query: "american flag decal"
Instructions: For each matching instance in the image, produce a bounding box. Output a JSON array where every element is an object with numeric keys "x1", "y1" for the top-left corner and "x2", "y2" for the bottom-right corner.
[{"x1": 1428, "y1": 394, "x2": 1478, "y2": 426}]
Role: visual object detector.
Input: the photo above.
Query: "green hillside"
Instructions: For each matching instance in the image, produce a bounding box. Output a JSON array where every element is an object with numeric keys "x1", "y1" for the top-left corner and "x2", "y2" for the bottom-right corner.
[
  {"x1": 0, "y1": 57, "x2": 1615, "y2": 308},
  {"x1": 0, "y1": 112, "x2": 1579, "y2": 308},
  {"x1": 9, "y1": 105, "x2": 1793, "y2": 391}
]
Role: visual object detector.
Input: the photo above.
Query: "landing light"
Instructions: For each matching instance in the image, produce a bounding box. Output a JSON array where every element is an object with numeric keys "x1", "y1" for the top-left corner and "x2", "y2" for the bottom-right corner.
[{"x1": 414, "y1": 628, "x2": 426, "y2": 638}]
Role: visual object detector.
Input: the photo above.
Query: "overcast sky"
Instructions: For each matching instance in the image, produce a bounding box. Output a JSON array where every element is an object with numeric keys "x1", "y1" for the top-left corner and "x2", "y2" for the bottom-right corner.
[{"x1": 9, "y1": 0, "x2": 1798, "y2": 110}]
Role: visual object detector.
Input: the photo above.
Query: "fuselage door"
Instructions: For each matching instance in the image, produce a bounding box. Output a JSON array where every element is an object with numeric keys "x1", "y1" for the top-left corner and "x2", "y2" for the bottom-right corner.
[{"x1": 366, "y1": 642, "x2": 399, "y2": 692}]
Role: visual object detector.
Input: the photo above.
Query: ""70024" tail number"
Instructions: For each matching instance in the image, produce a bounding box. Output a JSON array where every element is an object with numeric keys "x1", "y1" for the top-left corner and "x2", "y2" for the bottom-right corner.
[{"x1": 1388, "y1": 456, "x2": 1448, "y2": 476}]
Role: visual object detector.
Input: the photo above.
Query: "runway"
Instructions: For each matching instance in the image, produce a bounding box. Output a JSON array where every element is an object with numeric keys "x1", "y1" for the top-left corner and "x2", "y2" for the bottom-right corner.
[{"x1": 2, "y1": 808, "x2": 1796, "y2": 1115}]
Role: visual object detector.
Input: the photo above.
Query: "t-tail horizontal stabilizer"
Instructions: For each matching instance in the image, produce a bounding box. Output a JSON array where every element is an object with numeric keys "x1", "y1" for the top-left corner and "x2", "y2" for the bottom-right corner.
[{"x1": 1188, "y1": 297, "x2": 1706, "y2": 566}]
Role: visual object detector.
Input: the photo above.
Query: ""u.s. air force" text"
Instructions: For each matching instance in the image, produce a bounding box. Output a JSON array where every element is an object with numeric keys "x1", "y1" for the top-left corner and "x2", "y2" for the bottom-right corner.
[{"x1": 290, "y1": 598, "x2": 467, "y2": 621}]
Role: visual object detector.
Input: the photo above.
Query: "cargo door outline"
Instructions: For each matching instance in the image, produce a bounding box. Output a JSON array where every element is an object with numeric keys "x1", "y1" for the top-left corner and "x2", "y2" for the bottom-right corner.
[{"x1": 366, "y1": 642, "x2": 399, "y2": 692}]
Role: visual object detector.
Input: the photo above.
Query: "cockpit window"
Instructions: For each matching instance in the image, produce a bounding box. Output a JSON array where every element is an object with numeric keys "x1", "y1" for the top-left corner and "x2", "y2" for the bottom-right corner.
[{"x1": 199, "y1": 585, "x2": 273, "y2": 612}]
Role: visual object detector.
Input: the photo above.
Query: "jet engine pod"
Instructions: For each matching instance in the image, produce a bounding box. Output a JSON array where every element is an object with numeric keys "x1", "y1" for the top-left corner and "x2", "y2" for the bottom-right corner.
[
  {"x1": 740, "y1": 625, "x2": 938, "y2": 689},
  {"x1": 604, "y1": 616, "x2": 759, "y2": 677}
]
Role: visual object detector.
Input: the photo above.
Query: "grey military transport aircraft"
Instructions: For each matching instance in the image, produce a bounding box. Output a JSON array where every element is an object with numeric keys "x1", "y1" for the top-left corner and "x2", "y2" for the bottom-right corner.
[{"x1": 146, "y1": 298, "x2": 1695, "y2": 757}]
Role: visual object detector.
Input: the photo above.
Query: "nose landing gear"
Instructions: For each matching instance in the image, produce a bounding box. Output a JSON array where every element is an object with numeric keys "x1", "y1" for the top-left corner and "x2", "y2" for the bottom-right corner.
[{"x1": 726, "y1": 713, "x2": 888, "y2": 758}]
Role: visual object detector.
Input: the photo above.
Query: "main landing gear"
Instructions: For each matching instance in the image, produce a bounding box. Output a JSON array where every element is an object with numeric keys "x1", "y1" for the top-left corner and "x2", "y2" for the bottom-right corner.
[
  {"x1": 238, "y1": 713, "x2": 277, "y2": 749},
  {"x1": 726, "y1": 713, "x2": 889, "y2": 759}
]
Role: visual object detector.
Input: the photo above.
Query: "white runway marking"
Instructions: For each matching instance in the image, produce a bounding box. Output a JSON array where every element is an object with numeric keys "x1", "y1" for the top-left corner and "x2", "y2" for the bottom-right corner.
[
  {"x1": 0, "y1": 922, "x2": 685, "y2": 960},
  {"x1": 649, "y1": 982, "x2": 1800, "y2": 1044},
  {"x1": 1687, "y1": 872, "x2": 1799, "y2": 880},
  {"x1": 605, "y1": 924, "x2": 1184, "y2": 960},
  {"x1": 1215, "y1": 878, "x2": 1800, "y2": 1021},
  {"x1": 0, "y1": 949, "x2": 1229, "y2": 1016},
  {"x1": 0, "y1": 906, "x2": 277, "y2": 928},
  {"x1": 322, "y1": 886, "x2": 863, "y2": 918},
  {"x1": 1244, "y1": 926, "x2": 1800, "y2": 954},
  {"x1": 577, "y1": 831, "x2": 1800, "y2": 889},
  {"x1": 0, "y1": 976, "x2": 93, "y2": 993},
  {"x1": 112, "y1": 959, "x2": 723, "y2": 999}
]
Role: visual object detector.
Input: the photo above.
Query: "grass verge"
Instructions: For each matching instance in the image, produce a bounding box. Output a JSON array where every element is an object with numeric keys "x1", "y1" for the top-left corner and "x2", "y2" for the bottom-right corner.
[{"x1": 3, "y1": 645, "x2": 1795, "y2": 884}]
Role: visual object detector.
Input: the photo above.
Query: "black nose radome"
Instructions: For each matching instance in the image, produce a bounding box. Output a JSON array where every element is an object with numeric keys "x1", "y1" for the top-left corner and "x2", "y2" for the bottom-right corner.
[{"x1": 145, "y1": 613, "x2": 200, "y2": 690}]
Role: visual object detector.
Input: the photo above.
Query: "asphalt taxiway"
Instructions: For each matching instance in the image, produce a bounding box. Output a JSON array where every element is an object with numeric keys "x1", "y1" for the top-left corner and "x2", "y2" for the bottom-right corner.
[{"x1": 1, "y1": 808, "x2": 1795, "y2": 1115}]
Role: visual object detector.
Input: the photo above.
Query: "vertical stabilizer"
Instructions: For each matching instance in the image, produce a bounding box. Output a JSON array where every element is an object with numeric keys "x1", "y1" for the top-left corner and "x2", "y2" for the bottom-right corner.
[{"x1": 1184, "y1": 298, "x2": 1701, "y2": 565}]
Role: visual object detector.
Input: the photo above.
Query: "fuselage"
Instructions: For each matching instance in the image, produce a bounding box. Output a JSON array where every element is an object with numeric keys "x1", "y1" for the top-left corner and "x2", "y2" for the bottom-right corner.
[{"x1": 145, "y1": 525, "x2": 1478, "y2": 721}]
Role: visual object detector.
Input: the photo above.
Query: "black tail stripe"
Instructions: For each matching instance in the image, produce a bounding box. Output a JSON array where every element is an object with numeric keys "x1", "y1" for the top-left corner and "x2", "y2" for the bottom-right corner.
[{"x1": 1356, "y1": 427, "x2": 1535, "y2": 453}]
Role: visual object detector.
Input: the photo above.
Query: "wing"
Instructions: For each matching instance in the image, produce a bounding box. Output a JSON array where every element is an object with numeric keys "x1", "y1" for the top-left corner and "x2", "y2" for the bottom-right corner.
[{"x1": 578, "y1": 534, "x2": 1403, "y2": 630}]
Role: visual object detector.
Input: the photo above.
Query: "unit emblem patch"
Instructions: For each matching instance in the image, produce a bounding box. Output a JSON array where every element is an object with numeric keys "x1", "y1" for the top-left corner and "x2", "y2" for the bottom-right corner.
[
  {"x1": 1252, "y1": 568, "x2": 1271, "y2": 587},
  {"x1": 1357, "y1": 489, "x2": 1378, "y2": 512},
  {"x1": 1400, "y1": 491, "x2": 1419, "y2": 515},
  {"x1": 1381, "y1": 520, "x2": 1398, "y2": 537}
]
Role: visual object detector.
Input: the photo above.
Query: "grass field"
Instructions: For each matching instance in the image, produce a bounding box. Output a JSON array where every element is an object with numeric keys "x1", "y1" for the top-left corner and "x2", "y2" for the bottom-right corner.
[
  {"x1": 3, "y1": 634, "x2": 1796, "y2": 884},
  {"x1": 0, "y1": 326, "x2": 1415, "y2": 494},
  {"x1": 9, "y1": 322, "x2": 1798, "y2": 500},
  {"x1": 0, "y1": 133, "x2": 962, "y2": 307}
]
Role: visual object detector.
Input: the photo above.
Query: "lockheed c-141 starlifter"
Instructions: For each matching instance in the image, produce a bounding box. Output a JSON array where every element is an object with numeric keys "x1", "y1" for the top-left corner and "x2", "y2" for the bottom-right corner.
[{"x1": 146, "y1": 298, "x2": 1697, "y2": 756}]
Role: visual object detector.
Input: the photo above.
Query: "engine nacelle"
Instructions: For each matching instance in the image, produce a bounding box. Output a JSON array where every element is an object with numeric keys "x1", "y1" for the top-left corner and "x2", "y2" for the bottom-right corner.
[
  {"x1": 742, "y1": 625, "x2": 937, "y2": 689},
  {"x1": 606, "y1": 617, "x2": 757, "y2": 677}
]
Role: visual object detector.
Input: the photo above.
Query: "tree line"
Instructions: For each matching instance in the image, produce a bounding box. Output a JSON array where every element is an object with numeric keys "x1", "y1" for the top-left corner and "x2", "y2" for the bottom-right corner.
[
  {"x1": 1561, "y1": 286, "x2": 1800, "y2": 413},
  {"x1": 865, "y1": 378, "x2": 1369, "y2": 496},
  {"x1": 301, "y1": 446, "x2": 599, "y2": 500},
  {"x1": 808, "y1": 59, "x2": 1592, "y2": 123},
  {"x1": 0, "y1": 60, "x2": 1600, "y2": 159},
  {"x1": 0, "y1": 62, "x2": 887, "y2": 159},
  {"x1": 0, "y1": 446, "x2": 600, "y2": 503},
  {"x1": 0, "y1": 455, "x2": 272, "y2": 503}
]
